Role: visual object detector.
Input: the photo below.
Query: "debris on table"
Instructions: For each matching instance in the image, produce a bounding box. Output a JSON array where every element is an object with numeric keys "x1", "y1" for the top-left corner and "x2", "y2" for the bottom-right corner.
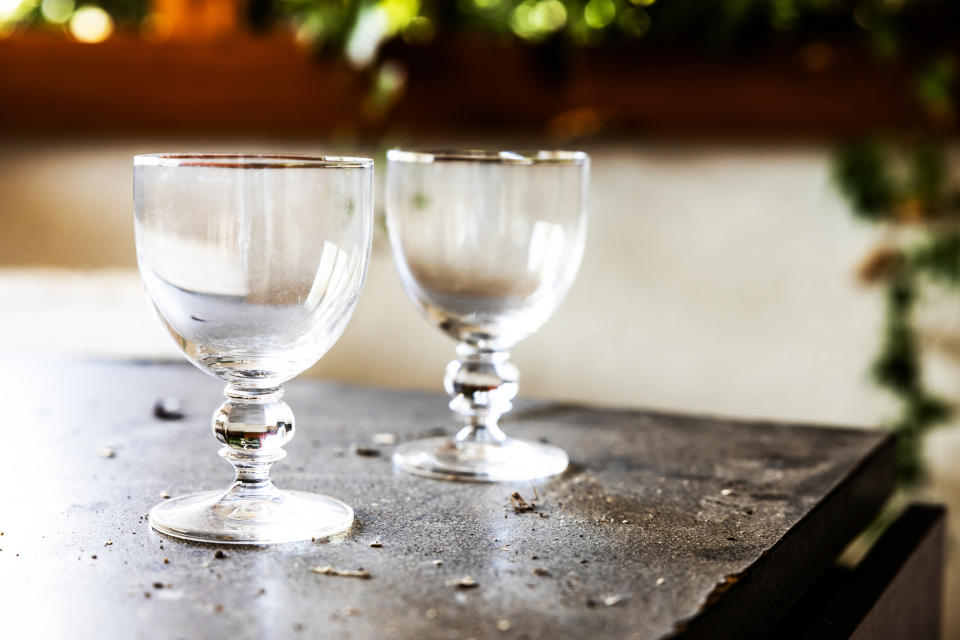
[
  {"x1": 98, "y1": 447, "x2": 116, "y2": 459},
  {"x1": 213, "y1": 550, "x2": 228, "y2": 559},
  {"x1": 533, "y1": 567, "x2": 550, "y2": 576},
  {"x1": 510, "y1": 492, "x2": 536, "y2": 513},
  {"x1": 448, "y1": 576, "x2": 478, "y2": 589},
  {"x1": 369, "y1": 541, "x2": 383, "y2": 548},
  {"x1": 160, "y1": 491, "x2": 171, "y2": 499},
  {"x1": 509, "y1": 482, "x2": 543, "y2": 514},
  {"x1": 432, "y1": 559, "x2": 443, "y2": 566},
  {"x1": 310, "y1": 565, "x2": 371, "y2": 579},
  {"x1": 153, "y1": 398, "x2": 184, "y2": 421},
  {"x1": 351, "y1": 445, "x2": 381, "y2": 457}
]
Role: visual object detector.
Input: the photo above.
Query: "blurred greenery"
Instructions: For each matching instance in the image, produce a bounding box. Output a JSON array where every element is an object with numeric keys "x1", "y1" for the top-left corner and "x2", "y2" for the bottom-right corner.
[
  {"x1": 5, "y1": 0, "x2": 960, "y2": 61},
  {"x1": 832, "y1": 62, "x2": 958, "y2": 485}
]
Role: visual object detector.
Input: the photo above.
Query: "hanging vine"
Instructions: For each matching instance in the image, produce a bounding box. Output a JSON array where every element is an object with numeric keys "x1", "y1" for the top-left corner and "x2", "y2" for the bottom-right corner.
[{"x1": 833, "y1": 89, "x2": 959, "y2": 485}]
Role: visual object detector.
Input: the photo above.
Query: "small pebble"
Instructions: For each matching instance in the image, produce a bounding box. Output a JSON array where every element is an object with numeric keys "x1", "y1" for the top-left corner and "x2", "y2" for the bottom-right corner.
[
  {"x1": 104, "y1": 540, "x2": 113, "y2": 546},
  {"x1": 656, "y1": 578, "x2": 665, "y2": 586},
  {"x1": 372, "y1": 433, "x2": 398, "y2": 445},
  {"x1": 432, "y1": 559, "x2": 443, "y2": 566},
  {"x1": 161, "y1": 492, "x2": 171, "y2": 499},
  {"x1": 604, "y1": 595, "x2": 624, "y2": 607},
  {"x1": 426, "y1": 608, "x2": 439, "y2": 619},
  {"x1": 98, "y1": 448, "x2": 116, "y2": 458},
  {"x1": 370, "y1": 541, "x2": 383, "y2": 548},
  {"x1": 721, "y1": 488, "x2": 733, "y2": 496},
  {"x1": 310, "y1": 566, "x2": 372, "y2": 579},
  {"x1": 163, "y1": 558, "x2": 170, "y2": 564},
  {"x1": 214, "y1": 550, "x2": 228, "y2": 559},
  {"x1": 622, "y1": 520, "x2": 630, "y2": 524},
  {"x1": 497, "y1": 620, "x2": 511, "y2": 631},
  {"x1": 91, "y1": 555, "x2": 97, "y2": 560},
  {"x1": 448, "y1": 576, "x2": 477, "y2": 589},
  {"x1": 351, "y1": 445, "x2": 381, "y2": 457},
  {"x1": 153, "y1": 398, "x2": 184, "y2": 421},
  {"x1": 533, "y1": 567, "x2": 550, "y2": 576},
  {"x1": 153, "y1": 582, "x2": 164, "y2": 589}
]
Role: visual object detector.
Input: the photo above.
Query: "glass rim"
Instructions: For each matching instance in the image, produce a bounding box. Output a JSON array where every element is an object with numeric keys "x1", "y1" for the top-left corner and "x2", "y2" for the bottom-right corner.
[
  {"x1": 133, "y1": 153, "x2": 374, "y2": 169},
  {"x1": 386, "y1": 149, "x2": 589, "y2": 166}
]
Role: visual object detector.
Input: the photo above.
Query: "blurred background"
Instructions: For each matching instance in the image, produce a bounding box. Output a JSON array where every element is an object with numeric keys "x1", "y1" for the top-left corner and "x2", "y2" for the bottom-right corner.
[{"x1": 2, "y1": 0, "x2": 959, "y2": 632}]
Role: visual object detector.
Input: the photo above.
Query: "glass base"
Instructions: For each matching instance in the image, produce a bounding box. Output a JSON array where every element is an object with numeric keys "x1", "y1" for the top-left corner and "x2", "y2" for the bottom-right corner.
[
  {"x1": 392, "y1": 436, "x2": 569, "y2": 482},
  {"x1": 149, "y1": 488, "x2": 354, "y2": 544}
]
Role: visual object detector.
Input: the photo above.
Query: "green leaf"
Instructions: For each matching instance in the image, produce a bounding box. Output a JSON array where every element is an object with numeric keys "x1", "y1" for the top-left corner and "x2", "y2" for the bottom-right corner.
[{"x1": 832, "y1": 141, "x2": 895, "y2": 220}]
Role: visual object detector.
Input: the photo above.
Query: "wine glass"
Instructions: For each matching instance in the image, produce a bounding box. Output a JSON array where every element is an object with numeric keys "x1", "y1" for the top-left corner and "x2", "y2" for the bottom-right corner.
[
  {"x1": 134, "y1": 153, "x2": 373, "y2": 543},
  {"x1": 386, "y1": 150, "x2": 589, "y2": 482}
]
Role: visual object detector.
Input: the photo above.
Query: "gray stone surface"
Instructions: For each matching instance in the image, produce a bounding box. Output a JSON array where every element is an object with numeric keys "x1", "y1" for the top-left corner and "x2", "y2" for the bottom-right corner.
[{"x1": 0, "y1": 360, "x2": 893, "y2": 640}]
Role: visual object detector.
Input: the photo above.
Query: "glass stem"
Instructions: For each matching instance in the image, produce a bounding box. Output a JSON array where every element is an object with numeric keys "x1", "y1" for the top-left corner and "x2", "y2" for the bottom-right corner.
[
  {"x1": 213, "y1": 384, "x2": 295, "y2": 497},
  {"x1": 445, "y1": 343, "x2": 519, "y2": 446}
]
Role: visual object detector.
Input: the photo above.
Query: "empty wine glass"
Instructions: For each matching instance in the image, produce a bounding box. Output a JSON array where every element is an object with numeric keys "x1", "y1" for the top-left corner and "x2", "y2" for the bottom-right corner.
[
  {"x1": 134, "y1": 153, "x2": 373, "y2": 543},
  {"x1": 386, "y1": 150, "x2": 589, "y2": 482}
]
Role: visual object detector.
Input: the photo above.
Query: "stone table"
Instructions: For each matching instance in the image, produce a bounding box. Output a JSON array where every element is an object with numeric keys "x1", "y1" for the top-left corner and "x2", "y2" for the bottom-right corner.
[{"x1": 0, "y1": 360, "x2": 903, "y2": 639}]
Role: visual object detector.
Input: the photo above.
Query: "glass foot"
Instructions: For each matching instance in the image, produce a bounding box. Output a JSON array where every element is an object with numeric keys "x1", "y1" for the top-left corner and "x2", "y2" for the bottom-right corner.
[
  {"x1": 149, "y1": 488, "x2": 354, "y2": 544},
  {"x1": 392, "y1": 436, "x2": 569, "y2": 482}
]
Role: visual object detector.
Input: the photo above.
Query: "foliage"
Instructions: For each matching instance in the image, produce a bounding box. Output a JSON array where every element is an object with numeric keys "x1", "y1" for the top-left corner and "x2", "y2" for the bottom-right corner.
[
  {"x1": 267, "y1": 0, "x2": 960, "y2": 67},
  {"x1": 833, "y1": 142, "x2": 895, "y2": 221},
  {"x1": 7, "y1": 0, "x2": 960, "y2": 63},
  {"x1": 832, "y1": 110, "x2": 958, "y2": 487}
]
